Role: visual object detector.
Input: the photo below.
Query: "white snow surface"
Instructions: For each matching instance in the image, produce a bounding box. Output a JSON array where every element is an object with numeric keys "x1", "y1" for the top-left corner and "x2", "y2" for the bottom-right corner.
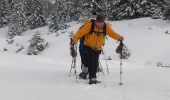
[{"x1": 0, "y1": 18, "x2": 170, "y2": 100}]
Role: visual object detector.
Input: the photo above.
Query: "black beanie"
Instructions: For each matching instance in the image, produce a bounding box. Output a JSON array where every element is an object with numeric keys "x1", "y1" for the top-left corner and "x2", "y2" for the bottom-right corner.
[{"x1": 96, "y1": 15, "x2": 105, "y2": 22}]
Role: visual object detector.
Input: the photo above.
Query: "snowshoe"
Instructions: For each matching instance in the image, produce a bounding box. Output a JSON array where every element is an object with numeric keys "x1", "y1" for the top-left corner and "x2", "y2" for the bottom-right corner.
[
  {"x1": 89, "y1": 79, "x2": 101, "y2": 84},
  {"x1": 97, "y1": 67, "x2": 102, "y2": 72},
  {"x1": 78, "y1": 72, "x2": 87, "y2": 80}
]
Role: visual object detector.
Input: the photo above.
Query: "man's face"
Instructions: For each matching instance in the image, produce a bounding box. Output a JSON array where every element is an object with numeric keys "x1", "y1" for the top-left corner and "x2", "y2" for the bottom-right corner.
[{"x1": 96, "y1": 21, "x2": 104, "y2": 29}]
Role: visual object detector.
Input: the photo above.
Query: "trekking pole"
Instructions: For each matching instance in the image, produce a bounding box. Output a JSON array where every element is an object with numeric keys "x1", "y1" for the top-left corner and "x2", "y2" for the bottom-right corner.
[
  {"x1": 69, "y1": 38, "x2": 78, "y2": 82},
  {"x1": 99, "y1": 59, "x2": 104, "y2": 74},
  {"x1": 119, "y1": 41, "x2": 124, "y2": 86},
  {"x1": 119, "y1": 51, "x2": 123, "y2": 85},
  {"x1": 102, "y1": 49, "x2": 109, "y2": 74},
  {"x1": 69, "y1": 59, "x2": 74, "y2": 77},
  {"x1": 74, "y1": 43, "x2": 78, "y2": 82},
  {"x1": 73, "y1": 56, "x2": 78, "y2": 82},
  {"x1": 69, "y1": 57, "x2": 77, "y2": 82}
]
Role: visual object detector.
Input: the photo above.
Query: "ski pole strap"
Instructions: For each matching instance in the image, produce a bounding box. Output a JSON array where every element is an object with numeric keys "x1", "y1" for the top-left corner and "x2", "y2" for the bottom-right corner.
[
  {"x1": 70, "y1": 38, "x2": 74, "y2": 47},
  {"x1": 70, "y1": 38, "x2": 77, "y2": 57},
  {"x1": 70, "y1": 47, "x2": 77, "y2": 57}
]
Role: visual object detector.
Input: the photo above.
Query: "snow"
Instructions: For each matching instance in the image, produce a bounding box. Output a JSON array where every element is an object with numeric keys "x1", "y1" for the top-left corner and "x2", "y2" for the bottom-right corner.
[{"x1": 0, "y1": 17, "x2": 170, "y2": 100}]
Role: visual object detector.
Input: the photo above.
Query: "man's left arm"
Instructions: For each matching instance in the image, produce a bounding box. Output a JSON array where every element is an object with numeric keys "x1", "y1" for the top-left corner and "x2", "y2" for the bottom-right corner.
[{"x1": 106, "y1": 23, "x2": 124, "y2": 41}]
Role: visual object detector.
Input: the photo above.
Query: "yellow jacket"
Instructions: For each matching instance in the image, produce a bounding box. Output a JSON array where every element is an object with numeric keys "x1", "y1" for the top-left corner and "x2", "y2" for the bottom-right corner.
[{"x1": 72, "y1": 21, "x2": 121, "y2": 50}]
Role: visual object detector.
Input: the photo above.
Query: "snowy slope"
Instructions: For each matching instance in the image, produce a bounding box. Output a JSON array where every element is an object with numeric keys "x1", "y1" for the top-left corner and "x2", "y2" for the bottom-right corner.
[{"x1": 0, "y1": 18, "x2": 170, "y2": 100}]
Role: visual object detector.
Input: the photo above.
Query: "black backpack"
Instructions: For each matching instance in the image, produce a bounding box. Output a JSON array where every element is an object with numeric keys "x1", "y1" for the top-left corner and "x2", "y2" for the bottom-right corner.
[{"x1": 79, "y1": 19, "x2": 106, "y2": 49}]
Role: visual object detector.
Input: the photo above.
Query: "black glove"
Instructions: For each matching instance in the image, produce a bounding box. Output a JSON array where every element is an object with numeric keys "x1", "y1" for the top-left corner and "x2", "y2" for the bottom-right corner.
[
  {"x1": 116, "y1": 41, "x2": 124, "y2": 54},
  {"x1": 119, "y1": 36, "x2": 124, "y2": 41},
  {"x1": 70, "y1": 38, "x2": 77, "y2": 57}
]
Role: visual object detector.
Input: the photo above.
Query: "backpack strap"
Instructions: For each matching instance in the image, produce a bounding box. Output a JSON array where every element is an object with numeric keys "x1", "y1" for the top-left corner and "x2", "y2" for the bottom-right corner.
[
  {"x1": 103, "y1": 23, "x2": 106, "y2": 35},
  {"x1": 88, "y1": 19, "x2": 95, "y2": 34}
]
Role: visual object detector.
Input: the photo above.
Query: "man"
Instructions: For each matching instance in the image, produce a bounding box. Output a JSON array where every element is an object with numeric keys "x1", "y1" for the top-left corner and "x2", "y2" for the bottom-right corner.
[
  {"x1": 70, "y1": 15, "x2": 124, "y2": 84},
  {"x1": 78, "y1": 11, "x2": 98, "y2": 80}
]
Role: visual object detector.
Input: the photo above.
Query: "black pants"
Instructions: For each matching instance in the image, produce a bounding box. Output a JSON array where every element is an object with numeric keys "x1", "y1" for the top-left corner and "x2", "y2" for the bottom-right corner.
[
  {"x1": 79, "y1": 48, "x2": 88, "y2": 67},
  {"x1": 84, "y1": 46, "x2": 101, "y2": 80}
]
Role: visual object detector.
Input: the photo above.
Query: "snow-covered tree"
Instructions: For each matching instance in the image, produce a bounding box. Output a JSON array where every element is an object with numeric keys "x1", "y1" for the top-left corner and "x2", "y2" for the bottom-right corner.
[
  {"x1": 164, "y1": 7, "x2": 170, "y2": 20},
  {"x1": 23, "y1": 0, "x2": 34, "y2": 17},
  {"x1": 81, "y1": 0, "x2": 105, "y2": 16},
  {"x1": 0, "y1": 0, "x2": 8, "y2": 28},
  {"x1": 48, "y1": 14, "x2": 68, "y2": 34},
  {"x1": 27, "y1": 31, "x2": 48, "y2": 55},
  {"x1": 41, "y1": 0, "x2": 54, "y2": 18},
  {"x1": 81, "y1": 0, "x2": 94, "y2": 16},
  {"x1": 49, "y1": 0, "x2": 83, "y2": 22},
  {"x1": 48, "y1": 0, "x2": 72, "y2": 34},
  {"x1": 141, "y1": 0, "x2": 167, "y2": 19},
  {"x1": 50, "y1": 0, "x2": 69, "y2": 22},
  {"x1": 96, "y1": 0, "x2": 112, "y2": 18},
  {"x1": 163, "y1": 0, "x2": 170, "y2": 20},
  {"x1": 24, "y1": 0, "x2": 46, "y2": 29},
  {"x1": 109, "y1": 0, "x2": 167, "y2": 20},
  {"x1": 75, "y1": 0, "x2": 110, "y2": 21},
  {"x1": 7, "y1": 0, "x2": 27, "y2": 38},
  {"x1": 109, "y1": 0, "x2": 143, "y2": 20},
  {"x1": 66, "y1": 0, "x2": 83, "y2": 21}
]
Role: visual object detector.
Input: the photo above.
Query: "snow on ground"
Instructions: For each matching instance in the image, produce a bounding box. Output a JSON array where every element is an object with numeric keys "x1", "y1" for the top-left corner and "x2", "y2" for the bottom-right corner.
[{"x1": 0, "y1": 18, "x2": 170, "y2": 100}]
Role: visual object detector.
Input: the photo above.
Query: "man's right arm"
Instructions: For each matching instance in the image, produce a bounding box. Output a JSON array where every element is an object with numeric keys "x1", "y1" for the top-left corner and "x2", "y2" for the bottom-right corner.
[{"x1": 72, "y1": 22, "x2": 91, "y2": 44}]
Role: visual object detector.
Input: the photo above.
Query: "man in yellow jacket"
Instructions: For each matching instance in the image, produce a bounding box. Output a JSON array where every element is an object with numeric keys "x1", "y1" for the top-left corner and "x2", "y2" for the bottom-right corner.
[{"x1": 71, "y1": 15, "x2": 124, "y2": 84}]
